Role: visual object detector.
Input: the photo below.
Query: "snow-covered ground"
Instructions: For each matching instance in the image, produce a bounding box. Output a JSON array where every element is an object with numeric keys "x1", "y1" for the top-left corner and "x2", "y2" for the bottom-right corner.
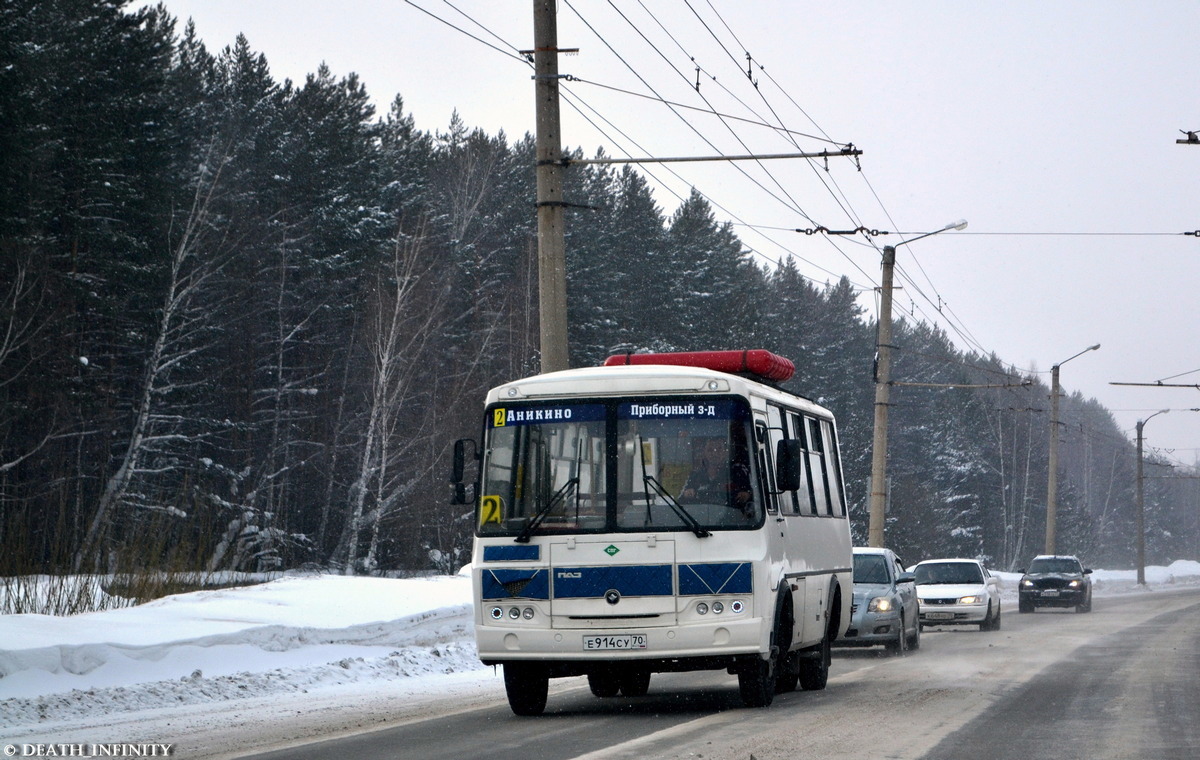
[{"x1": 2, "y1": 560, "x2": 1199, "y2": 748}]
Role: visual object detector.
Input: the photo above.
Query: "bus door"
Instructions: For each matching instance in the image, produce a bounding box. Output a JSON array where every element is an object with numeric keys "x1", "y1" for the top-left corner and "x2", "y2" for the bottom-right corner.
[
  {"x1": 763, "y1": 404, "x2": 805, "y2": 646},
  {"x1": 755, "y1": 409, "x2": 790, "y2": 596}
]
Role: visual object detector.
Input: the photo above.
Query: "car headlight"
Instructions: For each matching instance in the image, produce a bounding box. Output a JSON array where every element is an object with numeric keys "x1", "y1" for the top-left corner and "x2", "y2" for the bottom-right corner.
[
  {"x1": 958, "y1": 595, "x2": 983, "y2": 605},
  {"x1": 1067, "y1": 580, "x2": 1081, "y2": 588},
  {"x1": 868, "y1": 597, "x2": 893, "y2": 613},
  {"x1": 1020, "y1": 579, "x2": 1034, "y2": 588}
]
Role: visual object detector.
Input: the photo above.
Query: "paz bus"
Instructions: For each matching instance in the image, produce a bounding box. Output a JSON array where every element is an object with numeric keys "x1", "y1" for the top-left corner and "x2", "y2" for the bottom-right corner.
[{"x1": 450, "y1": 350, "x2": 852, "y2": 715}]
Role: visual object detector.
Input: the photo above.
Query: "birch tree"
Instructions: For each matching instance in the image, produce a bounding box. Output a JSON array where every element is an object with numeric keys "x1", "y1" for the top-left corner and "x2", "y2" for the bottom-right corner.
[
  {"x1": 336, "y1": 229, "x2": 444, "y2": 573},
  {"x1": 74, "y1": 150, "x2": 233, "y2": 570}
]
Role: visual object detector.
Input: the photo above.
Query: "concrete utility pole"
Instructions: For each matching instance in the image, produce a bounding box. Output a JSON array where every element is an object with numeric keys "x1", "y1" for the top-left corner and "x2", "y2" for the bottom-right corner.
[
  {"x1": 866, "y1": 220, "x2": 967, "y2": 548},
  {"x1": 1135, "y1": 410, "x2": 1168, "y2": 585},
  {"x1": 867, "y1": 243, "x2": 898, "y2": 549},
  {"x1": 1044, "y1": 343, "x2": 1100, "y2": 555},
  {"x1": 533, "y1": 0, "x2": 569, "y2": 374}
]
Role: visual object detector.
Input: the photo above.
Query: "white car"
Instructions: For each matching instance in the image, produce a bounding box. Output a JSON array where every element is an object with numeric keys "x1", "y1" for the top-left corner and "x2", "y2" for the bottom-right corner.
[{"x1": 912, "y1": 558, "x2": 1002, "y2": 631}]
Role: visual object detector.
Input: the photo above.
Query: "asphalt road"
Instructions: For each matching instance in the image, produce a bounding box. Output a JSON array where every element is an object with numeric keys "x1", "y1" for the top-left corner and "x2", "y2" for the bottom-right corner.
[{"x1": 231, "y1": 589, "x2": 1200, "y2": 760}]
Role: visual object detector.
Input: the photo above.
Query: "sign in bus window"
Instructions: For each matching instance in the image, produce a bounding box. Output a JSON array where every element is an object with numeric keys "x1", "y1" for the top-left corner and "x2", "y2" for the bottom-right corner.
[{"x1": 480, "y1": 403, "x2": 607, "y2": 534}]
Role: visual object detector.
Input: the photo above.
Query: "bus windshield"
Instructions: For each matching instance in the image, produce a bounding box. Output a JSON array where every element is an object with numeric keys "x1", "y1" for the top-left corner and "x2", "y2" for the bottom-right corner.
[{"x1": 477, "y1": 398, "x2": 760, "y2": 537}]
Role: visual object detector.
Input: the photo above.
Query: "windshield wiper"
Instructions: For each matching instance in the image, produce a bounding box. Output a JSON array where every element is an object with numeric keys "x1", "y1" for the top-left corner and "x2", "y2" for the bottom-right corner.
[
  {"x1": 643, "y1": 474, "x2": 710, "y2": 538},
  {"x1": 634, "y1": 434, "x2": 708, "y2": 538},
  {"x1": 515, "y1": 477, "x2": 578, "y2": 543}
]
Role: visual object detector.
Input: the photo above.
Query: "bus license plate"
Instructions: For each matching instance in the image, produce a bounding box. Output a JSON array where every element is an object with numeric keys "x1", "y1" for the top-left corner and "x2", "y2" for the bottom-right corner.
[
  {"x1": 583, "y1": 634, "x2": 647, "y2": 651},
  {"x1": 925, "y1": 612, "x2": 954, "y2": 621}
]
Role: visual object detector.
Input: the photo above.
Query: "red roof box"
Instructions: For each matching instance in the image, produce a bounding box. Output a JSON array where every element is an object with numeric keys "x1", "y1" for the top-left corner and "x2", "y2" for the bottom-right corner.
[{"x1": 603, "y1": 349, "x2": 795, "y2": 383}]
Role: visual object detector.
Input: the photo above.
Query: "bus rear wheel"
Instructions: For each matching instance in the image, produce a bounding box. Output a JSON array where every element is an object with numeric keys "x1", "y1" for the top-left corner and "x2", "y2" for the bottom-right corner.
[
  {"x1": 587, "y1": 668, "x2": 620, "y2": 698},
  {"x1": 620, "y1": 668, "x2": 652, "y2": 697},
  {"x1": 504, "y1": 662, "x2": 549, "y2": 716},
  {"x1": 798, "y1": 615, "x2": 832, "y2": 690}
]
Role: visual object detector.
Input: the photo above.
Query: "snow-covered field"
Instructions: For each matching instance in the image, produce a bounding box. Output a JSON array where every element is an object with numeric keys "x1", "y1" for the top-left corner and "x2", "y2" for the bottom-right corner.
[{"x1": 2, "y1": 560, "x2": 1199, "y2": 750}]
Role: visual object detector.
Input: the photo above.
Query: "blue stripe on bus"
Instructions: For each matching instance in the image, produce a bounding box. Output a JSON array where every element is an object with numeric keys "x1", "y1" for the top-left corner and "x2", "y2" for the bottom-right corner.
[
  {"x1": 552, "y1": 565, "x2": 673, "y2": 598},
  {"x1": 481, "y1": 568, "x2": 550, "y2": 600},
  {"x1": 483, "y1": 545, "x2": 541, "y2": 562},
  {"x1": 678, "y1": 562, "x2": 753, "y2": 595}
]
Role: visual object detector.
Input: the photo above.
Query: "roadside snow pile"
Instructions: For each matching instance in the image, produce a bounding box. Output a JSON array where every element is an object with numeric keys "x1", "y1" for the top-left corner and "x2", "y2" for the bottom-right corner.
[{"x1": 0, "y1": 573, "x2": 478, "y2": 728}]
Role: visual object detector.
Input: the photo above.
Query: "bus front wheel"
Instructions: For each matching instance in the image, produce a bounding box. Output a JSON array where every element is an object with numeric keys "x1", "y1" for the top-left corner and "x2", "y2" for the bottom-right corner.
[
  {"x1": 504, "y1": 662, "x2": 549, "y2": 716},
  {"x1": 738, "y1": 655, "x2": 776, "y2": 707}
]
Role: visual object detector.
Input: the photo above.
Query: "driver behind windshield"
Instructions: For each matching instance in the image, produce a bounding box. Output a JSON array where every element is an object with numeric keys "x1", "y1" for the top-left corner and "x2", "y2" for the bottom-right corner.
[{"x1": 681, "y1": 436, "x2": 752, "y2": 510}]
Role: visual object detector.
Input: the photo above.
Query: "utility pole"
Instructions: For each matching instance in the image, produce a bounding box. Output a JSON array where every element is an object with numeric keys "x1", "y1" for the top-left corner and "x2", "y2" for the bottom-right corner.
[
  {"x1": 1135, "y1": 410, "x2": 1169, "y2": 585},
  {"x1": 867, "y1": 244, "x2": 897, "y2": 549},
  {"x1": 533, "y1": 0, "x2": 569, "y2": 373},
  {"x1": 1045, "y1": 362, "x2": 1062, "y2": 555},
  {"x1": 1044, "y1": 344, "x2": 1099, "y2": 555},
  {"x1": 865, "y1": 220, "x2": 967, "y2": 547},
  {"x1": 1135, "y1": 418, "x2": 1147, "y2": 585}
]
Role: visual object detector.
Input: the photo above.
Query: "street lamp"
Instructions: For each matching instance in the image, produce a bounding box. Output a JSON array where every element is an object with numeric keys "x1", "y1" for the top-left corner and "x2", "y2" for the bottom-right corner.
[
  {"x1": 1044, "y1": 343, "x2": 1101, "y2": 555},
  {"x1": 867, "y1": 219, "x2": 968, "y2": 548},
  {"x1": 1135, "y1": 409, "x2": 1170, "y2": 585}
]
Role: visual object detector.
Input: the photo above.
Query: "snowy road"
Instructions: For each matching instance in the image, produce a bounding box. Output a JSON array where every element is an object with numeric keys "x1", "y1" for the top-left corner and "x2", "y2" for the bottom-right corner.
[
  {"x1": 4, "y1": 572, "x2": 1198, "y2": 759},
  {"x1": 226, "y1": 589, "x2": 1200, "y2": 760}
]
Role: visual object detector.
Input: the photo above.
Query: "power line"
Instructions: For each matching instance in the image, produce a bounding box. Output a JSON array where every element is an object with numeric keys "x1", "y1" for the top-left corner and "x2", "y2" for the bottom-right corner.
[
  {"x1": 560, "y1": 0, "x2": 880, "y2": 286},
  {"x1": 557, "y1": 87, "x2": 861, "y2": 283},
  {"x1": 398, "y1": 0, "x2": 529, "y2": 64},
  {"x1": 571, "y1": 78, "x2": 848, "y2": 145}
]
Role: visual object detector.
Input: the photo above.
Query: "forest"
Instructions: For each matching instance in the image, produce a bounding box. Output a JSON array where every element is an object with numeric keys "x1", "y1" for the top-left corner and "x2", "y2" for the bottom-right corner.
[{"x1": 2, "y1": 0, "x2": 1196, "y2": 590}]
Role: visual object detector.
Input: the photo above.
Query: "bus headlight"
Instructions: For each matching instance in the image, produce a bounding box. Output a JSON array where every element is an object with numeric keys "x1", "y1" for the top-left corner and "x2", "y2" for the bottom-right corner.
[
  {"x1": 522, "y1": 607, "x2": 535, "y2": 620},
  {"x1": 696, "y1": 602, "x2": 709, "y2": 615},
  {"x1": 731, "y1": 600, "x2": 745, "y2": 614},
  {"x1": 508, "y1": 607, "x2": 521, "y2": 619},
  {"x1": 712, "y1": 602, "x2": 724, "y2": 614},
  {"x1": 490, "y1": 606, "x2": 503, "y2": 620}
]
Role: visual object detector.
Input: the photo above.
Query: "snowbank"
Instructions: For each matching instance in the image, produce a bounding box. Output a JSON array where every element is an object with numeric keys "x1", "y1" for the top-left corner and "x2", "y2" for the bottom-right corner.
[{"x1": 0, "y1": 573, "x2": 479, "y2": 728}]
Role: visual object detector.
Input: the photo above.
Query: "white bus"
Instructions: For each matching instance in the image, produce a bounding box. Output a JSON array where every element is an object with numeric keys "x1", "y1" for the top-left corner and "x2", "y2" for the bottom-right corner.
[{"x1": 451, "y1": 350, "x2": 852, "y2": 715}]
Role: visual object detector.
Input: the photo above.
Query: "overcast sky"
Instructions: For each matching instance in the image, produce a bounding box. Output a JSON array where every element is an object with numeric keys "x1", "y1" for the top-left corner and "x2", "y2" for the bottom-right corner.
[{"x1": 144, "y1": 0, "x2": 1200, "y2": 463}]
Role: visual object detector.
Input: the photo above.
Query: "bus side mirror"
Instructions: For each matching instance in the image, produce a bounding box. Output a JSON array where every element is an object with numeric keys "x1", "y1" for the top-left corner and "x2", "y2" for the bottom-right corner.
[
  {"x1": 451, "y1": 439, "x2": 478, "y2": 505},
  {"x1": 452, "y1": 438, "x2": 478, "y2": 483},
  {"x1": 452, "y1": 440, "x2": 467, "y2": 483},
  {"x1": 775, "y1": 439, "x2": 802, "y2": 492}
]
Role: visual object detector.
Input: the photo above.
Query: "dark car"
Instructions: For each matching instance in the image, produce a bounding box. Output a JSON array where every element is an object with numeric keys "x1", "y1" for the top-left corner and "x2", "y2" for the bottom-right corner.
[{"x1": 1018, "y1": 555, "x2": 1093, "y2": 613}]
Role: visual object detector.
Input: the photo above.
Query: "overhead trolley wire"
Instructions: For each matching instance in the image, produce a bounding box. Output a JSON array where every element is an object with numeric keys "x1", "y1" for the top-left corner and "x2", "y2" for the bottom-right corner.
[
  {"x1": 586, "y1": 0, "x2": 822, "y2": 227},
  {"x1": 581, "y1": 0, "x2": 881, "y2": 286},
  {"x1": 398, "y1": 0, "x2": 530, "y2": 64},
  {"x1": 399, "y1": 0, "x2": 867, "y2": 284},
  {"x1": 557, "y1": 86, "x2": 861, "y2": 283},
  {"x1": 398, "y1": 0, "x2": 1013, "y2": 381},
  {"x1": 683, "y1": 0, "x2": 875, "y2": 239}
]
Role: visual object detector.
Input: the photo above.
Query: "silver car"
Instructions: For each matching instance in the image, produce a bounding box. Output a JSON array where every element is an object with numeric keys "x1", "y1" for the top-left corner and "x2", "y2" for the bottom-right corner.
[{"x1": 837, "y1": 547, "x2": 920, "y2": 654}]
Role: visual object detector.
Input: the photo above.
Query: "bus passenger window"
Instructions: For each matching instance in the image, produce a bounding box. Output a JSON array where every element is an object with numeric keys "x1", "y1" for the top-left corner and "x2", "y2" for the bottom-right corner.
[
  {"x1": 807, "y1": 418, "x2": 831, "y2": 516},
  {"x1": 789, "y1": 412, "x2": 816, "y2": 516},
  {"x1": 821, "y1": 419, "x2": 846, "y2": 517}
]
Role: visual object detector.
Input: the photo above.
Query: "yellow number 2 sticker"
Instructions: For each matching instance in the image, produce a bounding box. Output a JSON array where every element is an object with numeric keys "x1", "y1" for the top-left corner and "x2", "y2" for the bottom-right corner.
[{"x1": 480, "y1": 495, "x2": 502, "y2": 525}]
